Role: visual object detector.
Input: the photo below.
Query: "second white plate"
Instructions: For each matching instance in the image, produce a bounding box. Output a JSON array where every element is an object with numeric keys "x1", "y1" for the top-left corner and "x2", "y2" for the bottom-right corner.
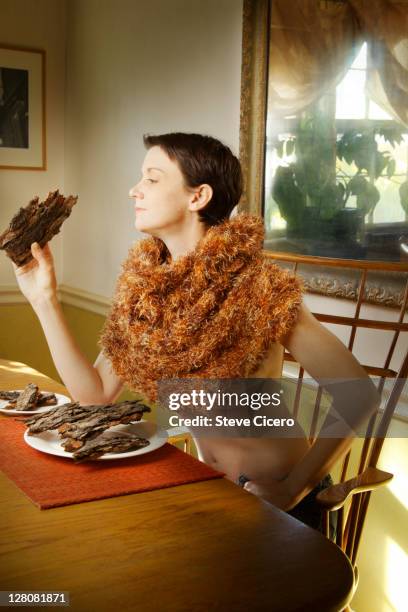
[{"x1": 0, "y1": 391, "x2": 71, "y2": 416}]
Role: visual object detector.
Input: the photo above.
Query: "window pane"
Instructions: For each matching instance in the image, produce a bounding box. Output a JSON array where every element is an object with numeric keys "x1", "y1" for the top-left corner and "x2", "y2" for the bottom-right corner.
[{"x1": 336, "y1": 70, "x2": 366, "y2": 119}]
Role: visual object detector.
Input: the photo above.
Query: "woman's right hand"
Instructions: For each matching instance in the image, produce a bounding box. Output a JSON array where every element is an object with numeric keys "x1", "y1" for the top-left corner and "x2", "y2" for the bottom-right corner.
[{"x1": 13, "y1": 242, "x2": 57, "y2": 306}]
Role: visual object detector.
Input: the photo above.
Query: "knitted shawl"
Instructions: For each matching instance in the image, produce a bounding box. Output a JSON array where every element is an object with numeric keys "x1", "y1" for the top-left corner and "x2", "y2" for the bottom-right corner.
[{"x1": 100, "y1": 213, "x2": 303, "y2": 402}]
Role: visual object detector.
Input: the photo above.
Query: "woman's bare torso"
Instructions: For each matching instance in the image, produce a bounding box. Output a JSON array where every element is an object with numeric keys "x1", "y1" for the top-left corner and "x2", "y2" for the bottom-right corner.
[
  {"x1": 195, "y1": 436, "x2": 310, "y2": 483},
  {"x1": 193, "y1": 343, "x2": 311, "y2": 483}
]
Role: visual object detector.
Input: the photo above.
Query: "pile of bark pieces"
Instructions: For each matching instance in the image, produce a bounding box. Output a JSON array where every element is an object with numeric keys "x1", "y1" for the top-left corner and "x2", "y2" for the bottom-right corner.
[
  {"x1": 0, "y1": 383, "x2": 57, "y2": 411},
  {"x1": 24, "y1": 400, "x2": 151, "y2": 461}
]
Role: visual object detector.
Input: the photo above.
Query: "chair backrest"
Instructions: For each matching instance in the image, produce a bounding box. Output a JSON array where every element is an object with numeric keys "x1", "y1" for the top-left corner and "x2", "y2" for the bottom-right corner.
[{"x1": 265, "y1": 251, "x2": 408, "y2": 564}]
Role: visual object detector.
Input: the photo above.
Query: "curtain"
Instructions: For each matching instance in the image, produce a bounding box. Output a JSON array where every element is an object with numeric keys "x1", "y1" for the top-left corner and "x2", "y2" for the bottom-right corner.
[
  {"x1": 351, "y1": 0, "x2": 408, "y2": 126},
  {"x1": 268, "y1": 0, "x2": 408, "y2": 127}
]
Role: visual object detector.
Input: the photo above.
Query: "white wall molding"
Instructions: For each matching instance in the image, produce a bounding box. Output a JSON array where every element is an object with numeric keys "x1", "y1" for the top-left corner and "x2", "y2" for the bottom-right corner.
[
  {"x1": 0, "y1": 284, "x2": 110, "y2": 316},
  {"x1": 0, "y1": 285, "x2": 27, "y2": 305},
  {"x1": 59, "y1": 284, "x2": 111, "y2": 316}
]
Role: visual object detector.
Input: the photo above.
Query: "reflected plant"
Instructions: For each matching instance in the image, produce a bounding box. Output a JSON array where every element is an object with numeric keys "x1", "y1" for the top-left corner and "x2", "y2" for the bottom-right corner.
[
  {"x1": 336, "y1": 125, "x2": 403, "y2": 217},
  {"x1": 271, "y1": 117, "x2": 404, "y2": 232}
]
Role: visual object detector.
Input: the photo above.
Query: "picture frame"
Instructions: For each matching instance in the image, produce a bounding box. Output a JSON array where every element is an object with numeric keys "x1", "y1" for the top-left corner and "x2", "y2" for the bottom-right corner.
[
  {"x1": 238, "y1": 0, "x2": 408, "y2": 309},
  {"x1": 0, "y1": 44, "x2": 46, "y2": 170}
]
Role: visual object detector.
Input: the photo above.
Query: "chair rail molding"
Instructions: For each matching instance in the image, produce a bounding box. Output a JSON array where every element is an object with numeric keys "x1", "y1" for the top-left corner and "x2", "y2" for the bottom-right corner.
[
  {"x1": 0, "y1": 284, "x2": 110, "y2": 316},
  {"x1": 0, "y1": 285, "x2": 26, "y2": 305}
]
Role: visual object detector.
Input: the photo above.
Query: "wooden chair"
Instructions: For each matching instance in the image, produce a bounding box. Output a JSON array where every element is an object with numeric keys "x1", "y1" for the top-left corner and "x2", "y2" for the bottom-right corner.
[{"x1": 266, "y1": 251, "x2": 408, "y2": 604}]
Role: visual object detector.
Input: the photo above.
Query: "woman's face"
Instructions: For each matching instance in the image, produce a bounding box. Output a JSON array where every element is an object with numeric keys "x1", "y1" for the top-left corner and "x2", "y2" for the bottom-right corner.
[{"x1": 129, "y1": 146, "x2": 196, "y2": 235}]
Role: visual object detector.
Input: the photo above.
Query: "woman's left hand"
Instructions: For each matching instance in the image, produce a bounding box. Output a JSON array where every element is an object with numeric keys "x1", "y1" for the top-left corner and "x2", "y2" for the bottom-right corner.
[{"x1": 243, "y1": 478, "x2": 300, "y2": 511}]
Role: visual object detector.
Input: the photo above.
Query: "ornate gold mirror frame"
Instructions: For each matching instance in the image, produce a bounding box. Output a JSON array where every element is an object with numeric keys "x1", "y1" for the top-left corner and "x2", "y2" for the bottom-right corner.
[{"x1": 238, "y1": 0, "x2": 408, "y2": 308}]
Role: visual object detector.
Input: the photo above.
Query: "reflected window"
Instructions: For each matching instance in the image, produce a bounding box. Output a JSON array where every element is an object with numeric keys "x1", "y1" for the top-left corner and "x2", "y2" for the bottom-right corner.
[{"x1": 264, "y1": 3, "x2": 408, "y2": 262}]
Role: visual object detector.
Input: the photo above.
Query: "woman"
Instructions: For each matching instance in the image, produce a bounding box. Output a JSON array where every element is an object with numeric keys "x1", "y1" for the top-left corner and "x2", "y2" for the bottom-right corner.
[{"x1": 13, "y1": 132, "x2": 378, "y2": 533}]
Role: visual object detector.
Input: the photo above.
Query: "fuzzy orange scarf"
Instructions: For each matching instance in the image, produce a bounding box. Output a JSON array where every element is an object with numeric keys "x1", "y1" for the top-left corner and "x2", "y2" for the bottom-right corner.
[{"x1": 100, "y1": 214, "x2": 303, "y2": 402}]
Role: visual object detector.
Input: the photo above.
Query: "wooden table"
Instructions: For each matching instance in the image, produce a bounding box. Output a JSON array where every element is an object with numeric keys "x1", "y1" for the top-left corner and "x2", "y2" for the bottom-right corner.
[{"x1": 0, "y1": 360, "x2": 354, "y2": 611}]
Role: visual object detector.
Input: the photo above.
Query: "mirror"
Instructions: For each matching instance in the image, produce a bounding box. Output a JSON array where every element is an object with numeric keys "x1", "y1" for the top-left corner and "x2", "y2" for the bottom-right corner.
[{"x1": 240, "y1": 0, "x2": 408, "y2": 264}]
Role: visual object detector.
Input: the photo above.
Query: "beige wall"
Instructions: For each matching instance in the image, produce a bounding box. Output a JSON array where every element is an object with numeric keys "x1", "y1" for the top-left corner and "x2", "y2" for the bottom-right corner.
[
  {"x1": 0, "y1": 303, "x2": 60, "y2": 380},
  {"x1": 0, "y1": 0, "x2": 66, "y2": 286},
  {"x1": 63, "y1": 0, "x2": 243, "y2": 297}
]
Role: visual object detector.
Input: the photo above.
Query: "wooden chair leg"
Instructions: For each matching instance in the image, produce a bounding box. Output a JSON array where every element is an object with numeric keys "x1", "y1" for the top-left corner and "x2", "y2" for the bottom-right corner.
[
  {"x1": 322, "y1": 510, "x2": 330, "y2": 539},
  {"x1": 345, "y1": 495, "x2": 361, "y2": 559},
  {"x1": 351, "y1": 492, "x2": 371, "y2": 566},
  {"x1": 168, "y1": 433, "x2": 191, "y2": 453},
  {"x1": 336, "y1": 507, "x2": 344, "y2": 548},
  {"x1": 184, "y1": 435, "x2": 191, "y2": 454}
]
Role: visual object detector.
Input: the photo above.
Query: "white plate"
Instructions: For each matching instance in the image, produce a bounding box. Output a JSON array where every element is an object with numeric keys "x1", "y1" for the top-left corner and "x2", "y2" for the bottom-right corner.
[
  {"x1": 0, "y1": 391, "x2": 71, "y2": 416},
  {"x1": 23, "y1": 419, "x2": 168, "y2": 460}
]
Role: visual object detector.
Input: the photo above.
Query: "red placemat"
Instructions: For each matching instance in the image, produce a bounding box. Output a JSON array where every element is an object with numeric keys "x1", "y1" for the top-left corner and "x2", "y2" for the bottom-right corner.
[{"x1": 0, "y1": 418, "x2": 224, "y2": 509}]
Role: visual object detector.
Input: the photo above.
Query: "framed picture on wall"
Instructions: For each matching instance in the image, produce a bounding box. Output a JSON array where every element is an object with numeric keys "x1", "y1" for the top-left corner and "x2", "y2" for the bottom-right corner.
[{"x1": 0, "y1": 44, "x2": 46, "y2": 170}]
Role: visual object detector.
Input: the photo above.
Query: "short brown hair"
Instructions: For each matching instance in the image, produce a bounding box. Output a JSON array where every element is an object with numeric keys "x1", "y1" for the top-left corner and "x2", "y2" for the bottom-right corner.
[{"x1": 143, "y1": 132, "x2": 243, "y2": 227}]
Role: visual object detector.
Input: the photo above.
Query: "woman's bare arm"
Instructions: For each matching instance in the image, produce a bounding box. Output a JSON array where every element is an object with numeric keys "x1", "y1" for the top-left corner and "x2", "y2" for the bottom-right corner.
[
  {"x1": 281, "y1": 303, "x2": 379, "y2": 503},
  {"x1": 244, "y1": 303, "x2": 379, "y2": 510},
  {"x1": 13, "y1": 242, "x2": 123, "y2": 404},
  {"x1": 34, "y1": 295, "x2": 123, "y2": 403}
]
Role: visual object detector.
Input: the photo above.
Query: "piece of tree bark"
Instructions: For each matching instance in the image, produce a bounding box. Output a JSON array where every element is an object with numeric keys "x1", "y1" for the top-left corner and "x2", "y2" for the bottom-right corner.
[
  {"x1": 59, "y1": 410, "x2": 146, "y2": 450},
  {"x1": 72, "y1": 430, "x2": 150, "y2": 462},
  {"x1": 24, "y1": 402, "x2": 81, "y2": 430},
  {"x1": 36, "y1": 392, "x2": 57, "y2": 407},
  {"x1": 0, "y1": 190, "x2": 78, "y2": 266},
  {"x1": 24, "y1": 400, "x2": 151, "y2": 435},
  {"x1": 15, "y1": 383, "x2": 39, "y2": 411},
  {"x1": 2, "y1": 388, "x2": 57, "y2": 410},
  {"x1": 0, "y1": 391, "x2": 20, "y2": 401}
]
